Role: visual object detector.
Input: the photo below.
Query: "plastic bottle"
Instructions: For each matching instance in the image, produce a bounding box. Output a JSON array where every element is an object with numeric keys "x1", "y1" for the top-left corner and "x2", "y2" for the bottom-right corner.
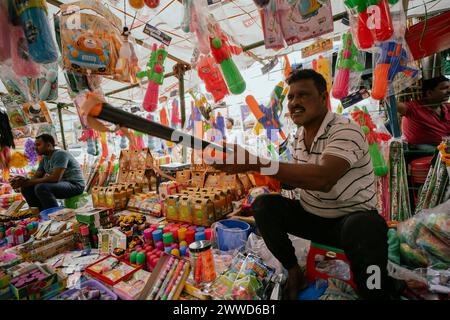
[
  {"x1": 189, "y1": 240, "x2": 217, "y2": 286},
  {"x1": 163, "y1": 232, "x2": 173, "y2": 248},
  {"x1": 136, "y1": 251, "x2": 146, "y2": 265}
]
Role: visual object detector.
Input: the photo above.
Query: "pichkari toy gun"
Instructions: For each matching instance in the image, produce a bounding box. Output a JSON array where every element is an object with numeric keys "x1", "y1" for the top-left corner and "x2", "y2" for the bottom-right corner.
[
  {"x1": 371, "y1": 41, "x2": 418, "y2": 100},
  {"x1": 351, "y1": 106, "x2": 391, "y2": 176},
  {"x1": 39, "y1": 69, "x2": 58, "y2": 101},
  {"x1": 209, "y1": 23, "x2": 246, "y2": 95},
  {"x1": 196, "y1": 55, "x2": 229, "y2": 102},
  {"x1": 12, "y1": 0, "x2": 58, "y2": 63},
  {"x1": 332, "y1": 32, "x2": 365, "y2": 100},
  {"x1": 188, "y1": 90, "x2": 213, "y2": 121},
  {"x1": 136, "y1": 43, "x2": 168, "y2": 112},
  {"x1": 100, "y1": 132, "x2": 108, "y2": 159},
  {"x1": 181, "y1": 0, "x2": 210, "y2": 55},
  {"x1": 344, "y1": 0, "x2": 396, "y2": 49},
  {"x1": 245, "y1": 82, "x2": 288, "y2": 142},
  {"x1": 312, "y1": 55, "x2": 332, "y2": 110}
]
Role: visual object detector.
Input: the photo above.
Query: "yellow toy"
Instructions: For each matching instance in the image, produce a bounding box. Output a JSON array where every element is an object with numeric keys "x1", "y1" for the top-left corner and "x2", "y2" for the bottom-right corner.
[{"x1": 313, "y1": 55, "x2": 332, "y2": 110}]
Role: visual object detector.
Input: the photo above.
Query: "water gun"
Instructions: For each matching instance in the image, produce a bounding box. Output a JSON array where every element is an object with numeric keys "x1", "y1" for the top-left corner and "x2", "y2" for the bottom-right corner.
[
  {"x1": 181, "y1": 0, "x2": 210, "y2": 55},
  {"x1": 209, "y1": 23, "x2": 246, "y2": 95},
  {"x1": 39, "y1": 69, "x2": 58, "y2": 101},
  {"x1": 344, "y1": 0, "x2": 396, "y2": 49},
  {"x1": 144, "y1": 0, "x2": 160, "y2": 9},
  {"x1": 215, "y1": 112, "x2": 225, "y2": 138},
  {"x1": 371, "y1": 41, "x2": 418, "y2": 100},
  {"x1": 136, "y1": 43, "x2": 168, "y2": 112},
  {"x1": 283, "y1": 55, "x2": 292, "y2": 80},
  {"x1": 170, "y1": 99, "x2": 182, "y2": 127},
  {"x1": 245, "y1": 81, "x2": 288, "y2": 142},
  {"x1": 79, "y1": 129, "x2": 98, "y2": 156},
  {"x1": 12, "y1": 0, "x2": 58, "y2": 64},
  {"x1": 100, "y1": 132, "x2": 108, "y2": 159},
  {"x1": 312, "y1": 55, "x2": 332, "y2": 110},
  {"x1": 186, "y1": 101, "x2": 203, "y2": 131},
  {"x1": 332, "y1": 32, "x2": 365, "y2": 100},
  {"x1": 350, "y1": 106, "x2": 391, "y2": 176},
  {"x1": 196, "y1": 55, "x2": 229, "y2": 102}
]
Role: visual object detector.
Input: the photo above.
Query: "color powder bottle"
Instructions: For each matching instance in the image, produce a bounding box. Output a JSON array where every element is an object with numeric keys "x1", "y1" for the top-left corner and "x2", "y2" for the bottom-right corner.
[
  {"x1": 189, "y1": 240, "x2": 217, "y2": 286},
  {"x1": 79, "y1": 225, "x2": 91, "y2": 250}
]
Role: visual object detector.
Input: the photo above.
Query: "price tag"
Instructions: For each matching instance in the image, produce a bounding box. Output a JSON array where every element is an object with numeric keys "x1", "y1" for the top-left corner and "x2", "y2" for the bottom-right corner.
[{"x1": 143, "y1": 24, "x2": 172, "y2": 46}]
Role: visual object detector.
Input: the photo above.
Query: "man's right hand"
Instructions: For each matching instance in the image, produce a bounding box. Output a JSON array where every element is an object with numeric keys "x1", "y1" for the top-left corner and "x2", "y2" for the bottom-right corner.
[{"x1": 9, "y1": 176, "x2": 28, "y2": 189}]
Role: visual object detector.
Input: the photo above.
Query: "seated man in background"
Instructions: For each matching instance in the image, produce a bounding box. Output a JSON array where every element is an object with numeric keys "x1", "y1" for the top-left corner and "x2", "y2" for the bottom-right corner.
[
  {"x1": 398, "y1": 75, "x2": 450, "y2": 152},
  {"x1": 10, "y1": 134, "x2": 85, "y2": 211},
  {"x1": 210, "y1": 69, "x2": 396, "y2": 300}
]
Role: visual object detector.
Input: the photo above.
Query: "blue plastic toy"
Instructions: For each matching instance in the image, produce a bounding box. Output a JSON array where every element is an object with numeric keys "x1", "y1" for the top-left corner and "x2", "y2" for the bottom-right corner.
[{"x1": 13, "y1": 0, "x2": 58, "y2": 64}]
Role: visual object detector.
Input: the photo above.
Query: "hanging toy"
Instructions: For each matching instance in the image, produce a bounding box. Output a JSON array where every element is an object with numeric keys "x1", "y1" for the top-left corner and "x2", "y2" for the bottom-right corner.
[
  {"x1": 136, "y1": 43, "x2": 168, "y2": 112},
  {"x1": 170, "y1": 99, "x2": 182, "y2": 128},
  {"x1": 344, "y1": 0, "x2": 394, "y2": 50},
  {"x1": 115, "y1": 27, "x2": 139, "y2": 83},
  {"x1": 312, "y1": 55, "x2": 332, "y2": 110},
  {"x1": 160, "y1": 107, "x2": 169, "y2": 127},
  {"x1": 245, "y1": 81, "x2": 288, "y2": 142},
  {"x1": 100, "y1": 132, "x2": 109, "y2": 159},
  {"x1": 13, "y1": 0, "x2": 58, "y2": 64},
  {"x1": 209, "y1": 23, "x2": 246, "y2": 95},
  {"x1": 196, "y1": 55, "x2": 229, "y2": 103},
  {"x1": 129, "y1": 0, "x2": 145, "y2": 10},
  {"x1": 182, "y1": 0, "x2": 210, "y2": 55},
  {"x1": 332, "y1": 32, "x2": 365, "y2": 100},
  {"x1": 144, "y1": 0, "x2": 160, "y2": 9},
  {"x1": 24, "y1": 138, "x2": 38, "y2": 166},
  {"x1": 350, "y1": 106, "x2": 391, "y2": 176},
  {"x1": 38, "y1": 69, "x2": 58, "y2": 101},
  {"x1": 120, "y1": 135, "x2": 128, "y2": 149},
  {"x1": 10, "y1": 25, "x2": 40, "y2": 78},
  {"x1": 0, "y1": 3, "x2": 11, "y2": 62},
  {"x1": 135, "y1": 131, "x2": 146, "y2": 149},
  {"x1": 215, "y1": 112, "x2": 225, "y2": 138}
]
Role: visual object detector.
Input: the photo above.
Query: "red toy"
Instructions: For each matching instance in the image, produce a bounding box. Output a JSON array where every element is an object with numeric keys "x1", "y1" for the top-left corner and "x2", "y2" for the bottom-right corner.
[{"x1": 196, "y1": 55, "x2": 229, "y2": 103}]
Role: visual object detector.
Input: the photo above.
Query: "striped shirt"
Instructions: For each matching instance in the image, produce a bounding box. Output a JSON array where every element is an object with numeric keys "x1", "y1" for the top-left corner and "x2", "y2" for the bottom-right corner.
[{"x1": 290, "y1": 111, "x2": 377, "y2": 218}]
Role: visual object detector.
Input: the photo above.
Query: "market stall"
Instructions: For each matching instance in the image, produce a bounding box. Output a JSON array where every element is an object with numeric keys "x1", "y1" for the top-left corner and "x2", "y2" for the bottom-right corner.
[{"x1": 0, "y1": 0, "x2": 449, "y2": 301}]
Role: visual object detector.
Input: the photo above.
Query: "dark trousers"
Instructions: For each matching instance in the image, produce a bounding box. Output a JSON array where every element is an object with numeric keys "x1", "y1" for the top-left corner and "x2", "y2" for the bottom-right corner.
[
  {"x1": 21, "y1": 182, "x2": 85, "y2": 211},
  {"x1": 253, "y1": 194, "x2": 393, "y2": 300}
]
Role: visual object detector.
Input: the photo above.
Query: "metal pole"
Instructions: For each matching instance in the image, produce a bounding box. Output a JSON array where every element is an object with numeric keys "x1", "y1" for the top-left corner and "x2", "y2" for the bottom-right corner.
[
  {"x1": 175, "y1": 64, "x2": 188, "y2": 163},
  {"x1": 57, "y1": 103, "x2": 67, "y2": 150}
]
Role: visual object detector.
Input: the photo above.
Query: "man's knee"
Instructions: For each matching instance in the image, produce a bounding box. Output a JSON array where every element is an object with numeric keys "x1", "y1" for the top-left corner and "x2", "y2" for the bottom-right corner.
[
  {"x1": 253, "y1": 194, "x2": 278, "y2": 220},
  {"x1": 34, "y1": 183, "x2": 51, "y2": 195}
]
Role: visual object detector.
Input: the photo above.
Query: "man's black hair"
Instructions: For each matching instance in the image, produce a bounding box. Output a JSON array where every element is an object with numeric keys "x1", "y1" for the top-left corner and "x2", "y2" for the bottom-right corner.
[
  {"x1": 36, "y1": 134, "x2": 55, "y2": 147},
  {"x1": 422, "y1": 75, "x2": 449, "y2": 96},
  {"x1": 286, "y1": 68, "x2": 327, "y2": 94},
  {"x1": 226, "y1": 117, "x2": 234, "y2": 126}
]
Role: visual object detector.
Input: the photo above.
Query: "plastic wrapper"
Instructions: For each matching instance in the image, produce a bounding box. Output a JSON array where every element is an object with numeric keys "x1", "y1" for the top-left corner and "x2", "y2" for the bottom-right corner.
[
  {"x1": 259, "y1": 0, "x2": 285, "y2": 50},
  {"x1": 427, "y1": 268, "x2": 450, "y2": 294},
  {"x1": 421, "y1": 201, "x2": 450, "y2": 245},
  {"x1": 399, "y1": 243, "x2": 429, "y2": 268},
  {"x1": 245, "y1": 233, "x2": 283, "y2": 274},
  {"x1": 396, "y1": 214, "x2": 423, "y2": 247},
  {"x1": 277, "y1": 0, "x2": 334, "y2": 46},
  {"x1": 58, "y1": 1, "x2": 132, "y2": 82},
  {"x1": 415, "y1": 228, "x2": 450, "y2": 265},
  {"x1": 370, "y1": 37, "x2": 420, "y2": 100},
  {"x1": 207, "y1": 253, "x2": 275, "y2": 300},
  {"x1": 332, "y1": 31, "x2": 366, "y2": 100}
]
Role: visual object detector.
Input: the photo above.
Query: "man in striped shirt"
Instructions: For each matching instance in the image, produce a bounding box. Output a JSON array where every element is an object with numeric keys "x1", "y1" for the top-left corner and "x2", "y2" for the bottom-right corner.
[{"x1": 211, "y1": 69, "x2": 393, "y2": 300}]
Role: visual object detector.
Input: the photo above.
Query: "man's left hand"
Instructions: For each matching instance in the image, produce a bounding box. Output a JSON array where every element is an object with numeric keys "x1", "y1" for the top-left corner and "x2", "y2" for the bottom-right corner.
[{"x1": 205, "y1": 142, "x2": 259, "y2": 174}]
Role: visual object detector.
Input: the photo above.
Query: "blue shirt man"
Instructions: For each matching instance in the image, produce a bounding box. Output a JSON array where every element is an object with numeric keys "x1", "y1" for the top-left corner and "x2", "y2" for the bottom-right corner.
[{"x1": 10, "y1": 134, "x2": 85, "y2": 211}]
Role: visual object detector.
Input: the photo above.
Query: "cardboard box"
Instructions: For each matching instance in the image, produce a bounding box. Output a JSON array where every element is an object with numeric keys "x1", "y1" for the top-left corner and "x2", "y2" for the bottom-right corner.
[
  {"x1": 48, "y1": 208, "x2": 75, "y2": 221},
  {"x1": 178, "y1": 196, "x2": 192, "y2": 224},
  {"x1": 10, "y1": 264, "x2": 58, "y2": 300},
  {"x1": 191, "y1": 197, "x2": 215, "y2": 226},
  {"x1": 98, "y1": 229, "x2": 127, "y2": 255},
  {"x1": 113, "y1": 269, "x2": 151, "y2": 300},
  {"x1": 165, "y1": 195, "x2": 179, "y2": 221}
]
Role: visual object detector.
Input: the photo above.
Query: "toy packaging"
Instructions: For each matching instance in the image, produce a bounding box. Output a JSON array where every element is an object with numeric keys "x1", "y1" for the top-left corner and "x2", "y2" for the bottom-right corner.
[
  {"x1": 277, "y1": 0, "x2": 334, "y2": 46},
  {"x1": 85, "y1": 255, "x2": 141, "y2": 286},
  {"x1": 59, "y1": 0, "x2": 135, "y2": 82},
  {"x1": 113, "y1": 269, "x2": 151, "y2": 300}
]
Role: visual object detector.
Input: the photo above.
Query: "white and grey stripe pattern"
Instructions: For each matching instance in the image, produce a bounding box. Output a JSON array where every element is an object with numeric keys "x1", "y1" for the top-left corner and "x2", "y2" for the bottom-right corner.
[{"x1": 291, "y1": 111, "x2": 377, "y2": 218}]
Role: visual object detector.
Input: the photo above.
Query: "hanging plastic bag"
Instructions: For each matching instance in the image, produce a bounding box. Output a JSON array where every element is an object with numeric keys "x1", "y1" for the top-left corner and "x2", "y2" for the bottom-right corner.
[
  {"x1": 332, "y1": 31, "x2": 366, "y2": 100},
  {"x1": 59, "y1": 1, "x2": 128, "y2": 81},
  {"x1": 259, "y1": 0, "x2": 285, "y2": 50},
  {"x1": 277, "y1": 0, "x2": 334, "y2": 46}
]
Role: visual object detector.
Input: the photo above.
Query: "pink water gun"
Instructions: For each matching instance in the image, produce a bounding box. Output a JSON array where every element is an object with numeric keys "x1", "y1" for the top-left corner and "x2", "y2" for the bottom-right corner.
[
  {"x1": 332, "y1": 32, "x2": 365, "y2": 99},
  {"x1": 136, "y1": 43, "x2": 168, "y2": 112}
]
